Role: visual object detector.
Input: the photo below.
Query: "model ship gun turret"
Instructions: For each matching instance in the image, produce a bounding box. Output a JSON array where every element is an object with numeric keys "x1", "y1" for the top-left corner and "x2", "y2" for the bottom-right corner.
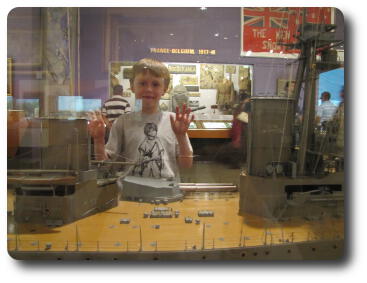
[
  {"x1": 7, "y1": 118, "x2": 119, "y2": 226},
  {"x1": 239, "y1": 13, "x2": 344, "y2": 220}
]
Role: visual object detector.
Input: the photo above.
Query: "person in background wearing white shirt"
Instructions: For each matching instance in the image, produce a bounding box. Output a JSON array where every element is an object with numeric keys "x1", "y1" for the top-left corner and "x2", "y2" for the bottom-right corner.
[{"x1": 316, "y1": 91, "x2": 337, "y2": 128}]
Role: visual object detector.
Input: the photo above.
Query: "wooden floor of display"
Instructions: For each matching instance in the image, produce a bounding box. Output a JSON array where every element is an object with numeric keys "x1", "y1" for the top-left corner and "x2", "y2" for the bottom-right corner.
[{"x1": 7, "y1": 190, "x2": 344, "y2": 259}]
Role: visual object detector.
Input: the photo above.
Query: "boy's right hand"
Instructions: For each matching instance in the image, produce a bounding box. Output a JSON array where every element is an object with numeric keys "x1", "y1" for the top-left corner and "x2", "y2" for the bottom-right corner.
[{"x1": 87, "y1": 111, "x2": 106, "y2": 140}]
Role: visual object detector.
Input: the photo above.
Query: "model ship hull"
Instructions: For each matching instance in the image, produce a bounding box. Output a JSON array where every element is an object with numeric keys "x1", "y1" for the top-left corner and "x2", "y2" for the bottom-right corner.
[
  {"x1": 14, "y1": 182, "x2": 118, "y2": 226},
  {"x1": 11, "y1": 175, "x2": 119, "y2": 226},
  {"x1": 8, "y1": 168, "x2": 119, "y2": 228},
  {"x1": 8, "y1": 239, "x2": 343, "y2": 260},
  {"x1": 239, "y1": 172, "x2": 344, "y2": 219}
]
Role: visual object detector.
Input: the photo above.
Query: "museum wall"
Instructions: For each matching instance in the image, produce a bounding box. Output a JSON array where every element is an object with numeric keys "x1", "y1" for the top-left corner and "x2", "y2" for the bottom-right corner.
[
  {"x1": 8, "y1": 7, "x2": 344, "y2": 105},
  {"x1": 79, "y1": 7, "x2": 298, "y2": 102}
]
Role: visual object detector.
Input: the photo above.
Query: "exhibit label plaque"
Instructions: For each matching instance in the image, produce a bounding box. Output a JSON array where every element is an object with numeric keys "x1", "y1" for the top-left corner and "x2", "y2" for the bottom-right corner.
[{"x1": 168, "y1": 64, "x2": 196, "y2": 74}]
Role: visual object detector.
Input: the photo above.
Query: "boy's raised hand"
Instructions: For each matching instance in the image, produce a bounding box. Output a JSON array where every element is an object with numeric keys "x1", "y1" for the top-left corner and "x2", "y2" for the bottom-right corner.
[
  {"x1": 87, "y1": 110, "x2": 106, "y2": 140},
  {"x1": 170, "y1": 104, "x2": 194, "y2": 137}
]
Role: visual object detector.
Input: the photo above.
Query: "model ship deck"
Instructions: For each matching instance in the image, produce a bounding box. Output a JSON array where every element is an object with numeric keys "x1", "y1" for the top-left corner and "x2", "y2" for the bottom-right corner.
[{"x1": 7, "y1": 190, "x2": 344, "y2": 259}]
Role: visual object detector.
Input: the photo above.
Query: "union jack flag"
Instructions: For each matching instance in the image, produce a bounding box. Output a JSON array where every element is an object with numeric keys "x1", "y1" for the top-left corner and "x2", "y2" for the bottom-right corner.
[
  {"x1": 243, "y1": 8, "x2": 291, "y2": 28},
  {"x1": 242, "y1": 7, "x2": 333, "y2": 56}
]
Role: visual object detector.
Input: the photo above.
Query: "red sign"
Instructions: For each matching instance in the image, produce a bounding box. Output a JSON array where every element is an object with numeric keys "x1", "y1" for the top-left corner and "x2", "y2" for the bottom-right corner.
[{"x1": 241, "y1": 7, "x2": 333, "y2": 57}]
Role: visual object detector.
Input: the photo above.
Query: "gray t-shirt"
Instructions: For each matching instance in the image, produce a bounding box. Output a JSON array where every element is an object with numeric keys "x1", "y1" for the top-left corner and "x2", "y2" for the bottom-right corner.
[{"x1": 105, "y1": 111, "x2": 192, "y2": 179}]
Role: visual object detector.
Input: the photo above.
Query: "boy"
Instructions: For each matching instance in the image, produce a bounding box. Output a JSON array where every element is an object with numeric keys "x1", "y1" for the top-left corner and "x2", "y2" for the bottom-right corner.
[{"x1": 88, "y1": 58, "x2": 194, "y2": 179}]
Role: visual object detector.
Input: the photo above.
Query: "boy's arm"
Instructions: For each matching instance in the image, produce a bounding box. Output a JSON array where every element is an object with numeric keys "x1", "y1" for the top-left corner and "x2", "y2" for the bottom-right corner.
[
  {"x1": 176, "y1": 134, "x2": 193, "y2": 168},
  {"x1": 170, "y1": 104, "x2": 194, "y2": 168},
  {"x1": 93, "y1": 135, "x2": 108, "y2": 161},
  {"x1": 88, "y1": 111, "x2": 108, "y2": 160}
]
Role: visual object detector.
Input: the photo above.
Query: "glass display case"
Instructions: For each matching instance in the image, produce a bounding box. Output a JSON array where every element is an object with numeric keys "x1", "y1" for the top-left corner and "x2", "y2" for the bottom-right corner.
[{"x1": 7, "y1": 7, "x2": 344, "y2": 260}]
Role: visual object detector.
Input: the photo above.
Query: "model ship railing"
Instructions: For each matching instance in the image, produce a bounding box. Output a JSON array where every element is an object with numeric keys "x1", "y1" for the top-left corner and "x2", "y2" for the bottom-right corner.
[
  {"x1": 8, "y1": 228, "x2": 343, "y2": 253},
  {"x1": 8, "y1": 170, "x2": 78, "y2": 185}
]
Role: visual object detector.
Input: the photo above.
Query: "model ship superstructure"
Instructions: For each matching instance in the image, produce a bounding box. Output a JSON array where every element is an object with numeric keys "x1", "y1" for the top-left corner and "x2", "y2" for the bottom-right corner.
[
  {"x1": 8, "y1": 118, "x2": 119, "y2": 226},
  {"x1": 121, "y1": 176, "x2": 183, "y2": 203},
  {"x1": 239, "y1": 21, "x2": 344, "y2": 219}
]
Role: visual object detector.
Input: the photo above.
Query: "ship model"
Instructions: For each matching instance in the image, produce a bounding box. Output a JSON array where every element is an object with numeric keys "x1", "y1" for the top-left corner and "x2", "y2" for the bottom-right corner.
[{"x1": 7, "y1": 11, "x2": 344, "y2": 260}]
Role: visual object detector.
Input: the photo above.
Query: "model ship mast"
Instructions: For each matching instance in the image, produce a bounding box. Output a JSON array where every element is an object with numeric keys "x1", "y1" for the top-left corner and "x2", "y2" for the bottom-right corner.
[{"x1": 289, "y1": 8, "x2": 341, "y2": 176}]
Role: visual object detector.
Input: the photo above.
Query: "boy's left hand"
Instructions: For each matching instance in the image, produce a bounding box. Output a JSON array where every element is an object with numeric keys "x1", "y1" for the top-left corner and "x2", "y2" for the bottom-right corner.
[
  {"x1": 87, "y1": 110, "x2": 106, "y2": 140},
  {"x1": 170, "y1": 104, "x2": 194, "y2": 137}
]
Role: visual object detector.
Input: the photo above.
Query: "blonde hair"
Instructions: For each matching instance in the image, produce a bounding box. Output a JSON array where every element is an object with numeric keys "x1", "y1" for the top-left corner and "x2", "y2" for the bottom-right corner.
[{"x1": 130, "y1": 58, "x2": 170, "y2": 91}]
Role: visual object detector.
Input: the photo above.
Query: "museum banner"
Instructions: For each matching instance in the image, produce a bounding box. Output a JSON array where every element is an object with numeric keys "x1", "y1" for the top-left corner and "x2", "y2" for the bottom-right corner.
[{"x1": 241, "y1": 7, "x2": 333, "y2": 58}]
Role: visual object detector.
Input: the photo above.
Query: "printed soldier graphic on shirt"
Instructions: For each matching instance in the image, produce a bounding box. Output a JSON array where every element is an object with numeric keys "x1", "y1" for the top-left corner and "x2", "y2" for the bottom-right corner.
[{"x1": 133, "y1": 123, "x2": 165, "y2": 177}]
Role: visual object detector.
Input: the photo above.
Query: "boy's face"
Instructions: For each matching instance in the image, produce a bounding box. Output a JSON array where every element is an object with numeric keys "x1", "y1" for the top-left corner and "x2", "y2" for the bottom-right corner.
[{"x1": 131, "y1": 71, "x2": 166, "y2": 113}]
